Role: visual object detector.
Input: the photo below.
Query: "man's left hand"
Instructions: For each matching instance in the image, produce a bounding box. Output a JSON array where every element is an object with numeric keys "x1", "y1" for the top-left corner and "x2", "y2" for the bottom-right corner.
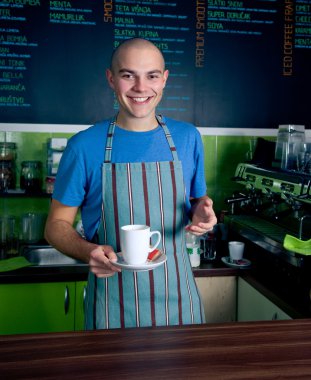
[{"x1": 186, "y1": 196, "x2": 217, "y2": 236}]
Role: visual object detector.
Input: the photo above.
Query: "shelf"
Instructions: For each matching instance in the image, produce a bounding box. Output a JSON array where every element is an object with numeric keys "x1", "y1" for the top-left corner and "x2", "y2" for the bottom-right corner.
[{"x1": 0, "y1": 190, "x2": 51, "y2": 198}]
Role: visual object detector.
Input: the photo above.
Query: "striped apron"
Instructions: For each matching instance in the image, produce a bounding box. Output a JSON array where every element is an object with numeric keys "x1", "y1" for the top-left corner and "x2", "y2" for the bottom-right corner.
[{"x1": 85, "y1": 116, "x2": 205, "y2": 329}]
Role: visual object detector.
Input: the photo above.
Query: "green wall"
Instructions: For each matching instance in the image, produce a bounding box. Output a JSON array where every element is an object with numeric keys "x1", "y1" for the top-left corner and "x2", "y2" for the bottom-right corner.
[
  {"x1": 1, "y1": 131, "x2": 274, "y2": 224},
  {"x1": 203, "y1": 135, "x2": 260, "y2": 212}
]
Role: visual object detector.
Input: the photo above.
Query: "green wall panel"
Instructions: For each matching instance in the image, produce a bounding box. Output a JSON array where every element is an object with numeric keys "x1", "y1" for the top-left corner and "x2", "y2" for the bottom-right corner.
[{"x1": 1, "y1": 132, "x2": 275, "y2": 216}]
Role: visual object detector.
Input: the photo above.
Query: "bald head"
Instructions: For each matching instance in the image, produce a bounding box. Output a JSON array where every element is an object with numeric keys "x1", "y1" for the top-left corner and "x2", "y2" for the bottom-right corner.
[{"x1": 110, "y1": 38, "x2": 165, "y2": 73}]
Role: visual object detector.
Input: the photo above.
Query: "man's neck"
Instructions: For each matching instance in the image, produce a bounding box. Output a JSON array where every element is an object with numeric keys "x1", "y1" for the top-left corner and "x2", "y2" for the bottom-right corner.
[{"x1": 116, "y1": 114, "x2": 158, "y2": 132}]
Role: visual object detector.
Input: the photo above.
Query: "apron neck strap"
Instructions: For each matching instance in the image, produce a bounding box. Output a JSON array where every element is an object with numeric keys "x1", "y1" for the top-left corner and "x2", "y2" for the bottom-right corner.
[
  {"x1": 104, "y1": 115, "x2": 179, "y2": 163},
  {"x1": 155, "y1": 115, "x2": 179, "y2": 161},
  {"x1": 104, "y1": 117, "x2": 116, "y2": 163}
]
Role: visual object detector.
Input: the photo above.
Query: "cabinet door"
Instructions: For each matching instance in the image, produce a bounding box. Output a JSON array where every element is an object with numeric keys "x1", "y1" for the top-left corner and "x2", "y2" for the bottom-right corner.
[
  {"x1": 195, "y1": 276, "x2": 237, "y2": 323},
  {"x1": 237, "y1": 277, "x2": 291, "y2": 321},
  {"x1": 75, "y1": 281, "x2": 87, "y2": 331},
  {"x1": 0, "y1": 282, "x2": 75, "y2": 335}
]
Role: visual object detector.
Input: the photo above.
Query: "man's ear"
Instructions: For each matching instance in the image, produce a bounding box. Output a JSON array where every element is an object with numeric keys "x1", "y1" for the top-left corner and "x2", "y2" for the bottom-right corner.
[
  {"x1": 163, "y1": 69, "x2": 169, "y2": 87},
  {"x1": 106, "y1": 68, "x2": 115, "y2": 90}
]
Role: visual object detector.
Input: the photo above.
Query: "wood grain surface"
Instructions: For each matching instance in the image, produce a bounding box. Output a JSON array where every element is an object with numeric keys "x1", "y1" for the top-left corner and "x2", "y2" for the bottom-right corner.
[{"x1": 1, "y1": 319, "x2": 311, "y2": 379}]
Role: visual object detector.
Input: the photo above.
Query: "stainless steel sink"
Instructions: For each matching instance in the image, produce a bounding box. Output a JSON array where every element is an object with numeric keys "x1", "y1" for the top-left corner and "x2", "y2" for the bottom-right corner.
[{"x1": 21, "y1": 245, "x2": 86, "y2": 266}]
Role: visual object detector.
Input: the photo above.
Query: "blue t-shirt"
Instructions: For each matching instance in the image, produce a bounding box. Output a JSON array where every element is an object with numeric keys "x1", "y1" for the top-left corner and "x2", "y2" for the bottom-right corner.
[{"x1": 53, "y1": 116, "x2": 206, "y2": 240}]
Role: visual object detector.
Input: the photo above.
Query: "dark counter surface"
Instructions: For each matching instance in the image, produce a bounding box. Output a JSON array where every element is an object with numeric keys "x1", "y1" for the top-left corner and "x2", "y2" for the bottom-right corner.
[
  {"x1": 1, "y1": 319, "x2": 311, "y2": 379},
  {"x1": 0, "y1": 263, "x2": 90, "y2": 284},
  {"x1": 0, "y1": 259, "x2": 239, "y2": 284}
]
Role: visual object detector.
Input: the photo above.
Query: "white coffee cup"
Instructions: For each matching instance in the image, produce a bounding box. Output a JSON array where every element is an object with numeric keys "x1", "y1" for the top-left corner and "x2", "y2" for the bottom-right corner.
[
  {"x1": 228, "y1": 241, "x2": 245, "y2": 262},
  {"x1": 120, "y1": 225, "x2": 161, "y2": 265}
]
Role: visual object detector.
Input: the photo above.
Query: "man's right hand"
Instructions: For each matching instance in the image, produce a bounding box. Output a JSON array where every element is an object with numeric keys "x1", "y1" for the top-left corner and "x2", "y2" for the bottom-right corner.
[{"x1": 89, "y1": 245, "x2": 121, "y2": 278}]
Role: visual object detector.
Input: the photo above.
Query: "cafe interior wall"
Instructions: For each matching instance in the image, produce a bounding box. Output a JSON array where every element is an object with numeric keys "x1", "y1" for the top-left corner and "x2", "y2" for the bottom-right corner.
[{"x1": 1, "y1": 129, "x2": 275, "y2": 227}]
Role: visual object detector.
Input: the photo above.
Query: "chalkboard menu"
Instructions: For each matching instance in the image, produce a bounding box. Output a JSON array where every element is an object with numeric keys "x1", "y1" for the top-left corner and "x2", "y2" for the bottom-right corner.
[{"x1": 0, "y1": 0, "x2": 310, "y2": 128}]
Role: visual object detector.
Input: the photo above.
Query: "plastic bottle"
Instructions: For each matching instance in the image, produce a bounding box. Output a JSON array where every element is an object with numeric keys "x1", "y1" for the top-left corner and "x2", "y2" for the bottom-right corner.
[{"x1": 185, "y1": 230, "x2": 201, "y2": 267}]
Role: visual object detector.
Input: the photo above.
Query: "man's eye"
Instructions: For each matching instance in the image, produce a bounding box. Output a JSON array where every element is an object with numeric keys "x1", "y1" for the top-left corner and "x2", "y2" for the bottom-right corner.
[{"x1": 122, "y1": 74, "x2": 134, "y2": 79}]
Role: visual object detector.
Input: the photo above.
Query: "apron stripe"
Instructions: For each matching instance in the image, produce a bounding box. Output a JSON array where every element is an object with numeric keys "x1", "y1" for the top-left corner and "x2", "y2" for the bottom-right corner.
[
  {"x1": 156, "y1": 162, "x2": 169, "y2": 325},
  {"x1": 149, "y1": 271, "x2": 156, "y2": 326},
  {"x1": 105, "y1": 279, "x2": 109, "y2": 329},
  {"x1": 169, "y1": 161, "x2": 183, "y2": 325},
  {"x1": 112, "y1": 164, "x2": 121, "y2": 247},
  {"x1": 156, "y1": 162, "x2": 165, "y2": 251},
  {"x1": 141, "y1": 163, "x2": 150, "y2": 223},
  {"x1": 134, "y1": 273, "x2": 140, "y2": 327},
  {"x1": 142, "y1": 163, "x2": 156, "y2": 326},
  {"x1": 112, "y1": 164, "x2": 125, "y2": 328},
  {"x1": 164, "y1": 260, "x2": 169, "y2": 325},
  {"x1": 182, "y1": 250, "x2": 195, "y2": 323},
  {"x1": 181, "y1": 188, "x2": 195, "y2": 323},
  {"x1": 127, "y1": 163, "x2": 134, "y2": 224},
  {"x1": 93, "y1": 276, "x2": 97, "y2": 329},
  {"x1": 127, "y1": 163, "x2": 140, "y2": 327},
  {"x1": 101, "y1": 202, "x2": 107, "y2": 245},
  {"x1": 117, "y1": 273, "x2": 125, "y2": 328}
]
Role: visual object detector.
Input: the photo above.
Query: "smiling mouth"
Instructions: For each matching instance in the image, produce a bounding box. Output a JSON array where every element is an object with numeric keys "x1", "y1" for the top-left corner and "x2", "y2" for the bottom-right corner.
[{"x1": 129, "y1": 96, "x2": 152, "y2": 103}]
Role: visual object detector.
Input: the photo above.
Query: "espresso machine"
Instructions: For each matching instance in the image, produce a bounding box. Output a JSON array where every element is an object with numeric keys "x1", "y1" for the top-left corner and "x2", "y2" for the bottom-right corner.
[{"x1": 225, "y1": 135, "x2": 311, "y2": 318}]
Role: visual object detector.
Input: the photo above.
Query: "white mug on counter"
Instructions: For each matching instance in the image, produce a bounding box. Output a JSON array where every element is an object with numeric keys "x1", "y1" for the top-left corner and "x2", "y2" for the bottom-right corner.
[
  {"x1": 228, "y1": 241, "x2": 245, "y2": 262},
  {"x1": 120, "y1": 224, "x2": 161, "y2": 265}
]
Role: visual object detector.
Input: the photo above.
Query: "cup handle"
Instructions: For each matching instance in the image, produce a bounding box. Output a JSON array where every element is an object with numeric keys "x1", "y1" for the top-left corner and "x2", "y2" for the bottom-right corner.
[{"x1": 149, "y1": 231, "x2": 161, "y2": 252}]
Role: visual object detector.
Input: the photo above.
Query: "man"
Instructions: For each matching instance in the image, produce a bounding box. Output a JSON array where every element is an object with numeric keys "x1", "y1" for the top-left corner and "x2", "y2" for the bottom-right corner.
[{"x1": 45, "y1": 38, "x2": 217, "y2": 329}]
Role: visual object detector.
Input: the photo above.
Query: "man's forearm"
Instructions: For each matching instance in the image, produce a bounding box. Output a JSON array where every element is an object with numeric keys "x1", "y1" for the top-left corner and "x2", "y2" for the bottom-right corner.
[{"x1": 44, "y1": 220, "x2": 97, "y2": 263}]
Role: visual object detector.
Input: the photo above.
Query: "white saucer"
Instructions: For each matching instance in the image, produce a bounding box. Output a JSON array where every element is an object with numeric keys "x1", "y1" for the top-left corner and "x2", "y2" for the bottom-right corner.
[
  {"x1": 111, "y1": 251, "x2": 167, "y2": 272},
  {"x1": 221, "y1": 256, "x2": 251, "y2": 269}
]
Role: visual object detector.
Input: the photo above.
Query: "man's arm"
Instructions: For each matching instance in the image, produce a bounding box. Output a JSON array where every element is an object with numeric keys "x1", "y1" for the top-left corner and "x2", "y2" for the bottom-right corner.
[
  {"x1": 44, "y1": 199, "x2": 120, "y2": 277},
  {"x1": 186, "y1": 195, "x2": 217, "y2": 235}
]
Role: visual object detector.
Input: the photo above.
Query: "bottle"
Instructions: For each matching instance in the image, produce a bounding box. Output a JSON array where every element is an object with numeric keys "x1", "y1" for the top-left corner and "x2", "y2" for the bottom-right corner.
[
  {"x1": 185, "y1": 230, "x2": 201, "y2": 267},
  {"x1": 45, "y1": 176, "x2": 55, "y2": 194}
]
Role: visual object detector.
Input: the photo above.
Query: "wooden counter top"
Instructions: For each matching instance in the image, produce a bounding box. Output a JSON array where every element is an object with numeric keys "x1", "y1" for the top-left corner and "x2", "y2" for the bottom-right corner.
[{"x1": 1, "y1": 319, "x2": 311, "y2": 379}]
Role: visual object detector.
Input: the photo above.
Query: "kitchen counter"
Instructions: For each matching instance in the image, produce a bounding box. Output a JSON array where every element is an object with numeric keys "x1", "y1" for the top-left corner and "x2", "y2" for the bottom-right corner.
[
  {"x1": 1, "y1": 319, "x2": 311, "y2": 379},
  {"x1": 1, "y1": 257, "x2": 309, "y2": 319},
  {"x1": 0, "y1": 259, "x2": 239, "y2": 284},
  {"x1": 0, "y1": 263, "x2": 90, "y2": 284}
]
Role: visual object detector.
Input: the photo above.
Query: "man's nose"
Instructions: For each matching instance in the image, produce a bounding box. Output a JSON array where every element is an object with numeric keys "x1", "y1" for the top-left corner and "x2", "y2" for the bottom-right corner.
[{"x1": 133, "y1": 77, "x2": 147, "y2": 91}]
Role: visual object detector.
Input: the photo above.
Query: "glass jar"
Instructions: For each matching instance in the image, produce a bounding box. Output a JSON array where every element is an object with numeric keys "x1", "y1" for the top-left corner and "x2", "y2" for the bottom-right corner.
[
  {"x1": 0, "y1": 142, "x2": 16, "y2": 190},
  {"x1": 0, "y1": 161, "x2": 14, "y2": 192},
  {"x1": 0, "y1": 142, "x2": 16, "y2": 161},
  {"x1": 20, "y1": 161, "x2": 42, "y2": 194}
]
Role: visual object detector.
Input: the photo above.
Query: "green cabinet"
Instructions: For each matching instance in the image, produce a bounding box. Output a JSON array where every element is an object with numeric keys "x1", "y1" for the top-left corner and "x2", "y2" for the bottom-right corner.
[
  {"x1": 0, "y1": 282, "x2": 75, "y2": 335},
  {"x1": 237, "y1": 277, "x2": 291, "y2": 321},
  {"x1": 0, "y1": 281, "x2": 88, "y2": 335}
]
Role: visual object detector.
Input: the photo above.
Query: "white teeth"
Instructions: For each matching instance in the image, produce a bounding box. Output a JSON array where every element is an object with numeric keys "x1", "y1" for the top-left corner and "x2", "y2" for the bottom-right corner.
[{"x1": 132, "y1": 97, "x2": 148, "y2": 102}]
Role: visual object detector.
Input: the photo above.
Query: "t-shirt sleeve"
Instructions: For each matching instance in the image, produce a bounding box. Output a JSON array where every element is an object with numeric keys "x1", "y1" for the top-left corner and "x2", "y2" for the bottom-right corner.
[
  {"x1": 52, "y1": 144, "x2": 86, "y2": 207},
  {"x1": 190, "y1": 131, "x2": 207, "y2": 198}
]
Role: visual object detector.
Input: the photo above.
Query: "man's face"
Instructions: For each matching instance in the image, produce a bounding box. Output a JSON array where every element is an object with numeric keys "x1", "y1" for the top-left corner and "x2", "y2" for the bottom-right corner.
[{"x1": 106, "y1": 45, "x2": 169, "y2": 122}]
